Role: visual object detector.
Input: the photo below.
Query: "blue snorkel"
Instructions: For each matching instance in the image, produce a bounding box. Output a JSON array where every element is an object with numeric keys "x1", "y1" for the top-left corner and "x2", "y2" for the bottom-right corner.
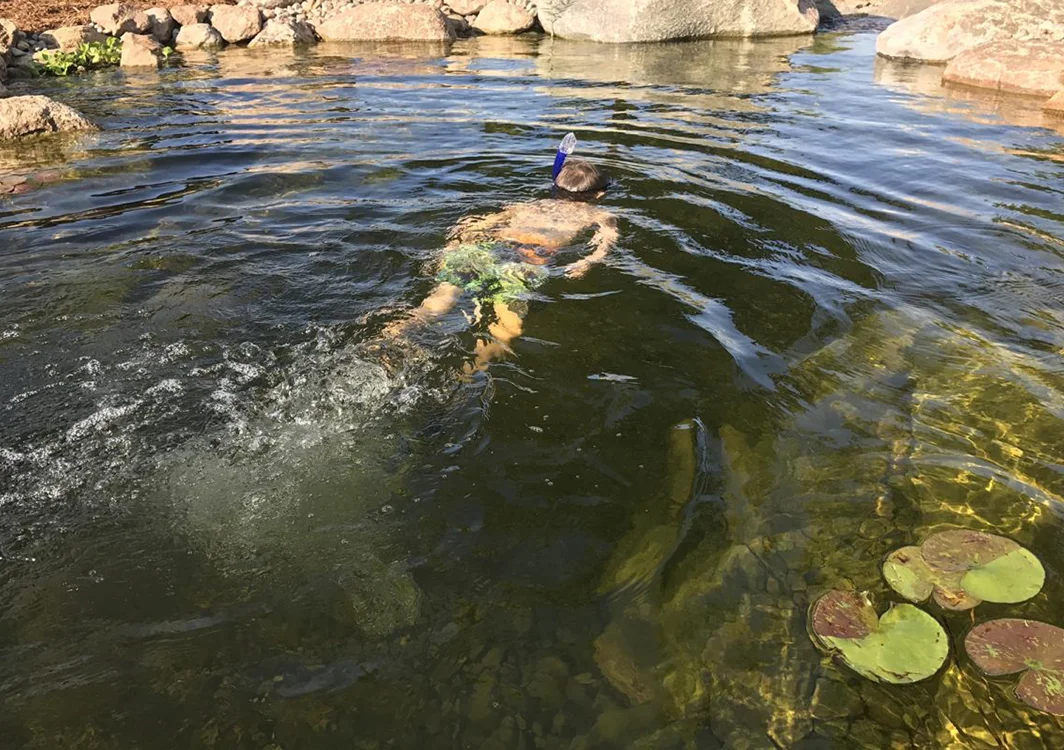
[{"x1": 552, "y1": 132, "x2": 578, "y2": 181}]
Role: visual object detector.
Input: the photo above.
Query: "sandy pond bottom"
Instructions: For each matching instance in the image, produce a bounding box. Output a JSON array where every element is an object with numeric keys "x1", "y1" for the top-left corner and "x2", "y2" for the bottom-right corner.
[{"x1": 1, "y1": 29, "x2": 1064, "y2": 750}]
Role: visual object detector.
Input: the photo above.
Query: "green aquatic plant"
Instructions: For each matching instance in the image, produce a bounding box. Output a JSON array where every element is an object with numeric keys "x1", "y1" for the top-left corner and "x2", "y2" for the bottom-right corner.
[
  {"x1": 966, "y1": 619, "x2": 1064, "y2": 716},
  {"x1": 810, "y1": 590, "x2": 949, "y2": 684},
  {"x1": 883, "y1": 530, "x2": 1044, "y2": 611},
  {"x1": 35, "y1": 39, "x2": 173, "y2": 77},
  {"x1": 36, "y1": 38, "x2": 123, "y2": 76}
]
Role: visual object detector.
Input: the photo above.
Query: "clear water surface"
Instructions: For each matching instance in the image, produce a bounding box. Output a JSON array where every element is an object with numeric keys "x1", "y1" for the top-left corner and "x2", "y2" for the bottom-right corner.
[{"x1": 2, "y1": 25, "x2": 1064, "y2": 750}]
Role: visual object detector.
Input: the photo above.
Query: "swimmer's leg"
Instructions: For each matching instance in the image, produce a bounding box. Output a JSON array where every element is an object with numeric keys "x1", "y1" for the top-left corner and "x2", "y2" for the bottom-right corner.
[
  {"x1": 384, "y1": 282, "x2": 462, "y2": 338},
  {"x1": 467, "y1": 301, "x2": 525, "y2": 374}
]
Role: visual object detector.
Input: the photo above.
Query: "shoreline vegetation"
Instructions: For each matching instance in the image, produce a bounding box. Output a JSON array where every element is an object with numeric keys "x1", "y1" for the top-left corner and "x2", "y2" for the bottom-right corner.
[{"x1": 0, "y1": 1, "x2": 1062, "y2": 141}]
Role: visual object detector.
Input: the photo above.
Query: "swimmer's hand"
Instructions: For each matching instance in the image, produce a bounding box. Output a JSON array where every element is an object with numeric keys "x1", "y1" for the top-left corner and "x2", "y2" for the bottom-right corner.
[{"x1": 563, "y1": 259, "x2": 593, "y2": 279}]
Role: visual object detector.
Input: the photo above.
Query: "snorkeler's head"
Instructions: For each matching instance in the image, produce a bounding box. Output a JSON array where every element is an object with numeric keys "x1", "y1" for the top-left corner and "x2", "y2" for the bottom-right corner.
[{"x1": 554, "y1": 159, "x2": 609, "y2": 197}]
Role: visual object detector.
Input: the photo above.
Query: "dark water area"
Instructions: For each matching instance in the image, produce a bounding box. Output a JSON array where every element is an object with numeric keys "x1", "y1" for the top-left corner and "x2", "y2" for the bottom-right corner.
[{"x1": 2, "y1": 27, "x2": 1064, "y2": 749}]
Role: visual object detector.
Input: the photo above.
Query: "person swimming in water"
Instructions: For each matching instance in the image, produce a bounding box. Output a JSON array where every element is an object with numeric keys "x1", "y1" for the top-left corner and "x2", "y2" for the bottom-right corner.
[{"x1": 387, "y1": 138, "x2": 618, "y2": 373}]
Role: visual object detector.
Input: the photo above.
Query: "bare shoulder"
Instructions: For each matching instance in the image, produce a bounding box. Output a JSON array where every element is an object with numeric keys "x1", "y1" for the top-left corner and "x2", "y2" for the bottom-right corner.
[{"x1": 509, "y1": 199, "x2": 610, "y2": 226}]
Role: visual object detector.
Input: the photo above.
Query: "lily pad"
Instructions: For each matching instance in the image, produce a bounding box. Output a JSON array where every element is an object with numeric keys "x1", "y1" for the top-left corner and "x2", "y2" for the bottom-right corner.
[
  {"x1": 882, "y1": 530, "x2": 1044, "y2": 611},
  {"x1": 810, "y1": 590, "x2": 949, "y2": 684},
  {"x1": 966, "y1": 619, "x2": 1064, "y2": 716}
]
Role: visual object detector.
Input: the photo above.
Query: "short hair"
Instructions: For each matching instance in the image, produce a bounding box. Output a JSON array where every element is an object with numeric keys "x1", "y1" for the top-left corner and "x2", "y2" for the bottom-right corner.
[{"x1": 555, "y1": 159, "x2": 609, "y2": 194}]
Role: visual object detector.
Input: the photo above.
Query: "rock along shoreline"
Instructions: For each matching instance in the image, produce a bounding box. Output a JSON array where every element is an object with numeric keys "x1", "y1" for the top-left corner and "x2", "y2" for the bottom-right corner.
[{"x1": 0, "y1": 0, "x2": 1063, "y2": 142}]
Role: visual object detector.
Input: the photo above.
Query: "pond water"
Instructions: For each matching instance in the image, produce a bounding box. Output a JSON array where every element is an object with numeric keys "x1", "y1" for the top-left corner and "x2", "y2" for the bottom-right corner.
[{"x1": 2, "y1": 25, "x2": 1064, "y2": 750}]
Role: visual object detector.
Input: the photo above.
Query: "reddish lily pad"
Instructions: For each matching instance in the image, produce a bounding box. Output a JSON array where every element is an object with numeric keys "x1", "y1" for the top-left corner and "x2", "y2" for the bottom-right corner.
[
  {"x1": 922, "y1": 530, "x2": 1017, "y2": 573},
  {"x1": 810, "y1": 590, "x2": 949, "y2": 684},
  {"x1": 811, "y1": 590, "x2": 877, "y2": 639},
  {"x1": 882, "y1": 530, "x2": 1044, "y2": 611},
  {"x1": 966, "y1": 619, "x2": 1064, "y2": 716}
]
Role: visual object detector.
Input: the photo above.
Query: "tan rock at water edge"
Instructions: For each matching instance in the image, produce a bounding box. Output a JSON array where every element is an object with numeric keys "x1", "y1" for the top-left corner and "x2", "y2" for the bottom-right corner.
[
  {"x1": 90, "y1": 3, "x2": 152, "y2": 35},
  {"x1": 1045, "y1": 91, "x2": 1064, "y2": 115},
  {"x1": 877, "y1": 0, "x2": 1064, "y2": 63},
  {"x1": 175, "y1": 22, "x2": 225, "y2": 48},
  {"x1": 250, "y1": 0, "x2": 301, "y2": 10},
  {"x1": 120, "y1": 32, "x2": 163, "y2": 68},
  {"x1": 144, "y1": 8, "x2": 176, "y2": 43},
  {"x1": 248, "y1": 18, "x2": 317, "y2": 46},
  {"x1": 943, "y1": 40, "x2": 1064, "y2": 97},
  {"x1": 40, "y1": 25, "x2": 107, "y2": 51},
  {"x1": 0, "y1": 95, "x2": 96, "y2": 140},
  {"x1": 0, "y1": 18, "x2": 18, "y2": 63},
  {"x1": 541, "y1": 0, "x2": 819, "y2": 43},
  {"x1": 446, "y1": 0, "x2": 487, "y2": 15},
  {"x1": 315, "y1": 3, "x2": 456, "y2": 42},
  {"x1": 170, "y1": 5, "x2": 209, "y2": 26},
  {"x1": 209, "y1": 5, "x2": 264, "y2": 43},
  {"x1": 472, "y1": 0, "x2": 534, "y2": 34},
  {"x1": 816, "y1": 0, "x2": 942, "y2": 20}
]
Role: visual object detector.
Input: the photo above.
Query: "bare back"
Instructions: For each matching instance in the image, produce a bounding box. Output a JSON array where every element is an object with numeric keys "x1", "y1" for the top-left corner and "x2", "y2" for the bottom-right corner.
[{"x1": 448, "y1": 199, "x2": 616, "y2": 252}]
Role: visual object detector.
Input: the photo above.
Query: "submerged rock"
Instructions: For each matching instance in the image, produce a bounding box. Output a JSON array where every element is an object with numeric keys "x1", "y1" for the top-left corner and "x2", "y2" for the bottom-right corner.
[
  {"x1": 315, "y1": 3, "x2": 456, "y2": 42},
  {"x1": 90, "y1": 3, "x2": 151, "y2": 36},
  {"x1": 40, "y1": 24, "x2": 107, "y2": 51},
  {"x1": 0, "y1": 95, "x2": 96, "y2": 139},
  {"x1": 943, "y1": 40, "x2": 1064, "y2": 97},
  {"x1": 209, "y1": 4, "x2": 264, "y2": 44},
  {"x1": 472, "y1": 0, "x2": 535, "y2": 35},
  {"x1": 540, "y1": 0, "x2": 819, "y2": 43},
  {"x1": 120, "y1": 32, "x2": 163, "y2": 68},
  {"x1": 876, "y1": 0, "x2": 1064, "y2": 63},
  {"x1": 248, "y1": 18, "x2": 317, "y2": 46},
  {"x1": 175, "y1": 22, "x2": 225, "y2": 49}
]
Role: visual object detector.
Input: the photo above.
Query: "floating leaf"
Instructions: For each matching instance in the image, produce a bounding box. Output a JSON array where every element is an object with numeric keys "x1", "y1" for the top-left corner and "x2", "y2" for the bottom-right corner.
[
  {"x1": 966, "y1": 619, "x2": 1064, "y2": 716},
  {"x1": 882, "y1": 530, "x2": 1044, "y2": 611},
  {"x1": 811, "y1": 589, "x2": 877, "y2": 639},
  {"x1": 810, "y1": 591, "x2": 949, "y2": 684}
]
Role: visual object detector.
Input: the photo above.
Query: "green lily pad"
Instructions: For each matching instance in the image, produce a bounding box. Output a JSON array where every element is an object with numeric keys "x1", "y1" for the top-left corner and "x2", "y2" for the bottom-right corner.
[
  {"x1": 882, "y1": 530, "x2": 1044, "y2": 611},
  {"x1": 810, "y1": 590, "x2": 949, "y2": 684},
  {"x1": 966, "y1": 619, "x2": 1064, "y2": 716}
]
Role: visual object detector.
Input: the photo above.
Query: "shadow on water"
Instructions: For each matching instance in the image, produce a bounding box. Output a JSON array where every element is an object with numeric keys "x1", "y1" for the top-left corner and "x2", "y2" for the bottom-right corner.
[{"x1": 0, "y1": 28, "x2": 1063, "y2": 749}]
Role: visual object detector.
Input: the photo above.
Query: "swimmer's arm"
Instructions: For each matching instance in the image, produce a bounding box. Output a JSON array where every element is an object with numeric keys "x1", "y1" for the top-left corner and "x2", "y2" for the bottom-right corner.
[{"x1": 564, "y1": 214, "x2": 618, "y2": 279}]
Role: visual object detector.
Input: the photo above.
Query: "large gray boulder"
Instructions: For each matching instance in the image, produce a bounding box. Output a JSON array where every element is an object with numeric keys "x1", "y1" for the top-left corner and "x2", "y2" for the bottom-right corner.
[
  {"x1": 144, "y1": 8, "x2": 176, "y2": 43},
  {"x1": 120, "y1": 32, "x2": 163, "y2": 68},
  {"x1": 0, "y1": 95, "x2": 96, "y2": 139},
  {"x1": 472, "y1": 0, "x2": 535, "y2": 34},
  {"x1": 876, "y1": 0, "x2": 1064, "y2": 63},
  {"x1": 40, "y1": 25, "x2": 108, "y2": 51},
  {"x1": 1045, "y1": 90, "x2": 1064, "y2": 115},
  {"x1": 447, "y1": 0, "x2": 487, "y2": 14},
  {"x1": 816, "y1": 0, "x2": 941, "y2": 20},
  {"x1": 170, "y1": 5, "x2": 209, "y2": 26},
  {"x1": 175, "y1": 22, "x2": 226, "y2": 48},
  {"x1": 248, "y1": 18, "x2": 317, "y2": 46},
  {"x1": 90, "y1": 3, "x2": 152, "y2": 35},
  {"x1": 315, "y1": 3, "x2": 456, "y2": 42},
  {"x1": 0, "y1": 18, "x2": 18, "y2": 63},
  {"x1": 208, "y1": 5, "x2": 264, "y2": 43},
  {"x1": 540, "y1": 0, "x2": 819, "y2": 43},
  {"x1": 943, "y1": 40, "x2": 1064, "y2": 97}
]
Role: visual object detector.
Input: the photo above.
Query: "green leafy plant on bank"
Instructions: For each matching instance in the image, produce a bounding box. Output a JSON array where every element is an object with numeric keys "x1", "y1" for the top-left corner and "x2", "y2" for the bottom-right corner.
[{"x1": 34, "y1": 38, "x2": 174, "y2": 77}]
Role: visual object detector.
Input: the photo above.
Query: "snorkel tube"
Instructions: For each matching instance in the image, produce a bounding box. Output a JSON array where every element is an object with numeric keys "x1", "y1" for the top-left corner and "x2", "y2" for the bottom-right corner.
[{"x1": 552, "y1": 132, "x2": 578, "y2": 181}]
